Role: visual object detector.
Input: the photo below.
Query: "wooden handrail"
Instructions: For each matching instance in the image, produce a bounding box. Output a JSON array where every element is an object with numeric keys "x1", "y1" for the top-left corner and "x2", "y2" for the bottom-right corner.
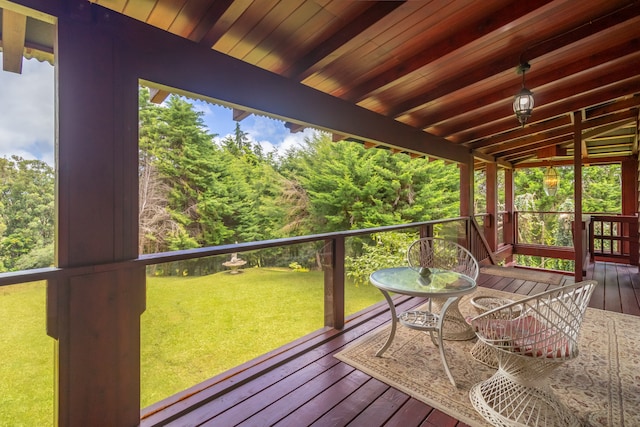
[{"x1": 0, "y1": 216, "x2": 499, "y2": 329}]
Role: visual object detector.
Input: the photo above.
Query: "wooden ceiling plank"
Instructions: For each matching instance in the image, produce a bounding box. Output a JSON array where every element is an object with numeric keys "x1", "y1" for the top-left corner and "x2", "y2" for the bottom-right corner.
[
  {"x1": 165, "y1": 0, "x2": 213, "y2": 37},
  {"x1": 633, "y1": 108, "x2": 640, "y2": 155},
  {"x1": 388, "y1": 1, "x2": 640, "y2": 119},
  {"x1": 214, "y1": 0, "x2": 282, "y2": 54},
  {"x1": 585, "y1": 94, "x2": 640, "y2": 119},
  {"x1": 194, "y1": 0, "x2": 250, "y2": 47},
  {"x1": 485, "y1": 127, "x2": 574, "y2": 156},
  {"x1": 438, "y1": 54, "x2": 640, "y2": 138},
  {"x1": 123, "y1": 0, "x2": 156, "y2": 22},
  {"x1": 468, "y1": 115, "x2": 572, "y2": 150},
  {"x1": 583, "y1": 109, "x2": 638, "y2": 130},
  {"x1": 251, "y1": 1, "x2": 323, "y2": 69},
  {"x1": 453, "y1": 75, "x2": 640, "y2": 144},
  {"x1": 146, "y1": 0, "x2": 188, "y2": 30},
  {"x1": 119, "y1": 8, "x2": 469, "y2": 163},
  {"x1": 344, "y1": 0, "x2": 553, "y2": 103},
  {"x1": 2, "y1": 9, "x2": 27, "y2": 74},
  {"x1": 227, "y1": 0, "x2": 288, "y2": 59},
  {"x1": 499, "y1": 136, "x2": 572, "y2": 161},
  {"x1": 583, "y1": 118, "x2": 636, "y2": 141},
  {"x1": 285, "y1": 1, "x2": 405, "y2": 80},
  {"x1": 419, "y1": 38, "x2": 640, "y2": 129}
]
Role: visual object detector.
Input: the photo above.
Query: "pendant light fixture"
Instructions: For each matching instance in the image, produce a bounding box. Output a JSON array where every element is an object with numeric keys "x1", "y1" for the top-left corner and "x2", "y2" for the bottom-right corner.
[
  {"x1": 513, "y1": 62, "x2": 534, "y2": 127},
  {"x1": 543, "y1": 166, "x2": 558, "y2": 196}
]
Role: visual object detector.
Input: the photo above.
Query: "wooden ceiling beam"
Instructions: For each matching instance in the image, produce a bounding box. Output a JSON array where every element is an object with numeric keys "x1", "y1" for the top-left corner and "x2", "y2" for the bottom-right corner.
[
  {"x1": 388, "y1": 2, "x2": 640, "y2": 119},
  {"x1": 633, "y1": 109, "x2": 639, "y2": 155},
  {"x1": 285, "y1": 1, "x2": 404, "y2": 81},
  {"x1": 585, "y1": 94, "x2": 640, "y2": 119},
  {"x1": 583, "y1": 118, "x2": 636, "y2": 141},
  {"x1": 190, "y1": 0, "x2": 236, "y2": 46},
  {"x1": 485, "y1": 125, "x2": 573, "y2": 155},
  {"x1": 149, "y1": 88, "x2": 169, "y2": 104},
  {"x1": 285, "y1": 122, "x2": 305, "y2": 133},
  {"x1": 419, "y1": 39, "x2": 640, "y2": 129},
  {"x1": 497, "y1": 135, "x2": 572, "y2": 161},
  {"x1": 442, "y1": 58, "x2": 640, "y2": 138},
  {"x1": 118, "y1": 4, "x2": 469, "y2": 163},
  {"x1": 514, "y1": 155, "x2": 630, "y2": 168},
  {"x1": 454, "y1": 75, "x2": 640, "y2": 144},
  {"x1": 342, "y1": 0, "x2": 553, "y2": 103},
  {"x1": 2, "y1": 9, "x2": 27, "y2": 74},
  {"x1": 233, "y1": 108, "x2": 251, "y2": 121},
  {"x1": 468, "y1": 115, "x2": 571, "y2": 150},
  {"x1": 583, "y1": 109, "x2": 638, "y2": 130}
]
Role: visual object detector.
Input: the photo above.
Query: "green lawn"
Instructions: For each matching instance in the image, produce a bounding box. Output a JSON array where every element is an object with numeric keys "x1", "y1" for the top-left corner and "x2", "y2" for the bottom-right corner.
[{"x1": 0, "y1": 268, "x2": 383, "y2": 424}]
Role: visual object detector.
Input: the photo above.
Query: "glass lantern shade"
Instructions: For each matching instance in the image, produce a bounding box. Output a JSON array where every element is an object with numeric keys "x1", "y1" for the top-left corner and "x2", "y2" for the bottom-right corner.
[
  {"x1": 513, "y1": 87, "x2": 534, "y2": 127},
  {"x1": 543, "y1": 166, "x2": 559, "y2": 196}
]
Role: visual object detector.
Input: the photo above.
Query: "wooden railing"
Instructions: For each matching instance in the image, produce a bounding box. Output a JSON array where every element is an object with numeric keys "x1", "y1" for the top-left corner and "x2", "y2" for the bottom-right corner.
[
  {"x1": 589, "y1": 214, "x2": 639, "y2": 265},
  {"x1": 0, "y1": 216, "x2": 495, "y2": 328},
  {"x1": 507, "y1": 211, "x2": 639, "y2": 268}
]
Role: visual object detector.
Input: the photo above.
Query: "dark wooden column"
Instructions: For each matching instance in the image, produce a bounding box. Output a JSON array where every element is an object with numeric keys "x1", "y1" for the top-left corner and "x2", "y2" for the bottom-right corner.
[
  {"x1": 324, "y1": 237, "x2": 345, "y2": 329},
  {"x1": 621, "y1": 157, "x2": 638, "y2": 216},
  {"x1": 503, "y1": 167, "x2": 515, "y2": 262},
  {"x1": 459, "y1": 154, "x2": 474, "y2": 217},
  {"x1": 50, "y1": 10, "x2": 144, "y2": 426},
  {"x1": 485, "y1": 162, "x2": 498, "y2": 252},
  {"x1": 573, "y1": 111, "x2": 584, "y2": 281}
]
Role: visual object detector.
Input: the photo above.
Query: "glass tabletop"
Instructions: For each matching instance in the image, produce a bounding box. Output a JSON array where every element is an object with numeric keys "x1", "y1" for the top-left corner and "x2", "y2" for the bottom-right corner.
[{"x1": 369, "y1": 266, "x2": 476, "y2": 297}]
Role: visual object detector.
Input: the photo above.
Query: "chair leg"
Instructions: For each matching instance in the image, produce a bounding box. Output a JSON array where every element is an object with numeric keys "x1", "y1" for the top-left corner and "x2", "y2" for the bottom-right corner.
[{"x1": 469, "y1": 358, "x2": 581, "y2": 427}]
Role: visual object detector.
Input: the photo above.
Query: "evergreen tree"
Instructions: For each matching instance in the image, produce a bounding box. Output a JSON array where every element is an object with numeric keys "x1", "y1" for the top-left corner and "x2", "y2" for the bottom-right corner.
[{"x1": 0, "y1": 156, "x2": 54, "y2": 270}]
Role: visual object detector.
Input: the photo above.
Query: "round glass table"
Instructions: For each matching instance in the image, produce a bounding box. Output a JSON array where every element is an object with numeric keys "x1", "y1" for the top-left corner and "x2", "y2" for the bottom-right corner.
[{"x1": 369, "y1": 266, "x2": 477, "y2": 387}]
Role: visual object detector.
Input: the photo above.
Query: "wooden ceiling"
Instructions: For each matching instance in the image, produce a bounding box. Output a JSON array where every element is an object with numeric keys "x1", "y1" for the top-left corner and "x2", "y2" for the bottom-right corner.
[{"x1": 4, "y1": 0, "x2": 640, "y2": 168}]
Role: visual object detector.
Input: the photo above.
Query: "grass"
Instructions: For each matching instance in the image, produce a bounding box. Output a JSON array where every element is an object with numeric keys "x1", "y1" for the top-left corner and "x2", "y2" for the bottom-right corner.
[
  {"x1": 0, "y1": 268, "x2": 383, "y2": 424},
  {"x1": 0, "y1": 281, "x2": 54, "y2": 427}
]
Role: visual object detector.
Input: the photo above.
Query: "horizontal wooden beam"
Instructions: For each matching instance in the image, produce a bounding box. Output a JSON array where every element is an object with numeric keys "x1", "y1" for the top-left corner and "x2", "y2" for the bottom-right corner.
[
  {"x1": 232, "y1": 109, "x2": 251, "y2": 122},
  {"x1": 2, "y1": 9, "x2": 27, "y2": 74},
  {"x1": 98, "y1": 4, "x2": 470, "y2": 163}
]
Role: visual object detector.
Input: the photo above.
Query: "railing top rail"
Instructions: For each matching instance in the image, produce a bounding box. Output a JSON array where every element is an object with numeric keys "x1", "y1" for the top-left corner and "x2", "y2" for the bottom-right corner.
[
  {"x1": 0, "y1": 216, "x2": 472, "y2": 287},
  {"x1": 515, "y1": 211, "x2": 625, "y2": 215},
  {"x1": 590, "y1": 214, "x2": 638, "y2": 221}
]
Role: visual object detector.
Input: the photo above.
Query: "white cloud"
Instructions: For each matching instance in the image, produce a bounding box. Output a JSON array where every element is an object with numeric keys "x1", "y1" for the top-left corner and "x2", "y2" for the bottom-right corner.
[
  {"x1": 278, "y1": 128, "x2": 316, "y2": 153},
  {"x1": 0, "y1": 56, "x2": 55, "y2": 165}
]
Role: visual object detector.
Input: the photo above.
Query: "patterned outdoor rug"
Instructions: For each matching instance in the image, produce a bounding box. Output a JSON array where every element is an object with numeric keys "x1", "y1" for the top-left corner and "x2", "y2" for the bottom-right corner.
[
  {"x1": 480, "y1": 265, "x2": 566, "y2": 286},
  {"x1": 335, "y1": 289, "x2": 640, "y2": 426}
]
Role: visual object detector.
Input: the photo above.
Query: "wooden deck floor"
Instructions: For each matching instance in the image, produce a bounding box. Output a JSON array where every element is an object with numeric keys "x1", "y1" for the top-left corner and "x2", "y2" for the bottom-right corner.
[{"x1": 141, "y1": 261, "x2": 640, "y2": 427}]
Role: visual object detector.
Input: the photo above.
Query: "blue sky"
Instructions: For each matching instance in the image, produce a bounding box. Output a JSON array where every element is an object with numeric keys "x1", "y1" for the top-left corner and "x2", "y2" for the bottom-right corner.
[{"x1": 0, "y1": 53, "x2": 316, "y2": 166}]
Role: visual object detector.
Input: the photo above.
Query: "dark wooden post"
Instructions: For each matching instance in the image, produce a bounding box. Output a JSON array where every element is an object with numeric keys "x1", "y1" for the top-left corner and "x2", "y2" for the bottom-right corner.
[
  {"x1": 621, "y1": 158, "x2": 638, "y2": 216},
  {"x1": 50, "y1": 10, "x2": 145, "y2": 426},
  {"x1": 459, "y1": 154, "x2": 475, "y2": 249},
  {"x1": 485, "y1": 162, "x2": 498, "y2": 252},
  {"x1": 573, "y1": 111, "x2": 584, "y2": 281},
  {"x1": 503, "y1": 167, "x2": 515, "y2": 263},
  {"x1": 324, "y1": 236, "x2": 345, "y2": 329}
]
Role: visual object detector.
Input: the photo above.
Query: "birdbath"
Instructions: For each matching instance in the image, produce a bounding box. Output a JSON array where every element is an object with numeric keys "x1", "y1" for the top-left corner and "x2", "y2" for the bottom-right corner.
[{"x1": 222, "y1": 252, "x2": 246, "y2": 274}]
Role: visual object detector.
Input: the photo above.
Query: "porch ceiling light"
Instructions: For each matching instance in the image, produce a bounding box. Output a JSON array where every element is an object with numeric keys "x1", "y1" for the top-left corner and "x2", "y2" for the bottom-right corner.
[
  {"x1": 543, "y1": 166, "x2": 558, "y2": 196},
  {"x1": 513, "y1": 62, "x2": 534, "y2": 127}
]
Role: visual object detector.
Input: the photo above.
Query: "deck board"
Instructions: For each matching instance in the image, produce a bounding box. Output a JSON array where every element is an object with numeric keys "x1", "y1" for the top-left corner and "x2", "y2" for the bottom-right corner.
[{"x1": 142, "y1": 262, "x2": 639, "y2": 427}]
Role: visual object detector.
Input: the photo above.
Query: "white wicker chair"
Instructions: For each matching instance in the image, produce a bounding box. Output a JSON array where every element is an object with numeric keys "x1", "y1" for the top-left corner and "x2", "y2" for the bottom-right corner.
[
  {"x1": 468, "y1": 280, "x2": 597, "y2": 427},
  {"x1": 405, "y1": 237, "x2": 479, "y2": 340}
]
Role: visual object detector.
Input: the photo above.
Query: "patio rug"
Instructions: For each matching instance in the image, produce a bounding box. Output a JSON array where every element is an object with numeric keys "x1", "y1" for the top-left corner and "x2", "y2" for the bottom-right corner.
[
  {"x1": 480, "y1": 265, "x2": 565, "y2": 286},
  {"x1": 334, "y1": 289, "x2": 640, "y2": 426}
]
